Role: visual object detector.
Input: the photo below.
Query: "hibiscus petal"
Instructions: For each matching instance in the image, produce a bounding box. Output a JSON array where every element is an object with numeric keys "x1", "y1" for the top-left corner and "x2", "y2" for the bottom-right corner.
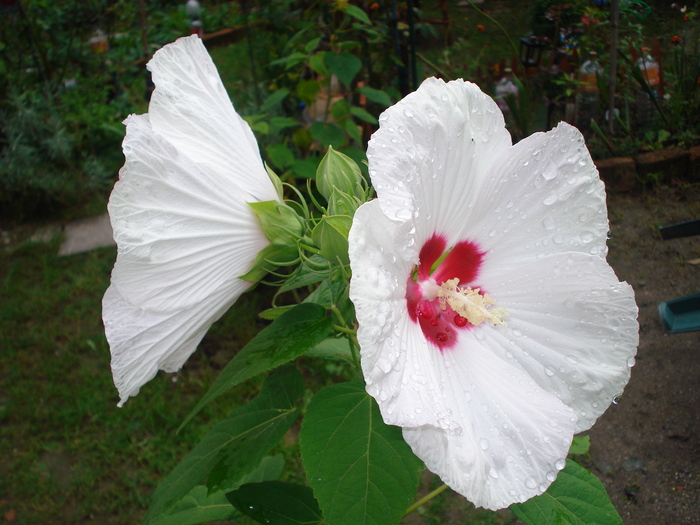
[
  {"x1": 103, "y1": 283, "x2": 243, "y2": 406},
  {"x1": 366, "y1": 77, "x2": 512, "y2": 252},
  {"x1": 108, "y1": 114, "x2": 269, "y2": 312},
  {"x1": 147, "y1": 35, "x2": 275, "y2": 201},
  {"x1": 401, "y1": 342, "x2": 576, "y2": 511},
  {"x1": 350, "y1": 201, "x2": 577, "y2": 510},
  {"x1": 469, "y1": 122, "x2": 610, "y2": 264},
  {"x1": 480, "y1": 252, "x2": 638, "y2": 432}
]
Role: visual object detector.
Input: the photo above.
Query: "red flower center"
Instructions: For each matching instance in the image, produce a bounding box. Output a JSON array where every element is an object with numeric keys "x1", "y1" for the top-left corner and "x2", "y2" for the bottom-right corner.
[{"x1": 406, "y1": 234, "x2": 487, "y2": 350}]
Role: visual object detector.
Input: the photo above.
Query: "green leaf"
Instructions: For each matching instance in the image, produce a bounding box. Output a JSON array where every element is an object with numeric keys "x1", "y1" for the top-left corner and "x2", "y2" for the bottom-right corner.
[
  {"x1": 309, "y1": 122, "x2": 346, "y2": 149},
  {"x1": 181, "y1": 304, "x2": 333, "y2": 429},
  {"x1": 342, "y1": 4, "x2": 371, "y2": 25},
  {"x1": 267, "y1": 143, "x2": 296, "y2": 170},
  {"x1": 261, "y1": 88, "x2": 290, "y2": 112},
  {"x1": 150, "y1": 455, "x2": 285, "y2": 525},
  {"x1": 305, "y1": 337, "x2": 353, "y2": 362},
  {"x1": 510, "y1": 460, "x2": 622, "y2": 525},
  {"x1": 227, "y1": 482, "x2": 323, "y2": 525},
  {"x1": 297, "y1": 80, "x2": 322, "y2": 105},
  {"x1": 270, "y1": 52, "x2": 307, "y2": 69},
  {"x1": 331, "y1": 98, "x2": 351, "y2": 121},
  {"x1": 144, "y1": 368, "x2": 304, "y2": 524},
  {"x1": 340, "y1": 117, "x2": 362, "y2": 144},
  {"x1": 358, "y1": 86, "x2": 393, "y2": 107},
  {"x1": 148, "y1": 485, "x2": 239, "y2": 525},
  {"x1": 291, "y1": 157, "x2": 321, "y2": 179},
  {"x1": 350, "y1": 106, "x2": 378, "y2": 124},
  {"x1": 324, "y1": 52, "x2": 362, "y2": 88},
  {"x1": 300, "y1": 382, "x2": 423, "y2": 525},
  {"x1": 569, "y1": 435, "x2": 590, "y2": 455},
  {"x1": 269, "y1": 117, "x2": 300, "y2": 133}
]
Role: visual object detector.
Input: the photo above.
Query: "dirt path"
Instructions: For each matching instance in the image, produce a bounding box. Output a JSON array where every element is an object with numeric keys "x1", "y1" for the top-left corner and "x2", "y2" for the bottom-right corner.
[{"x1": 586, "y1": 185, "x2": 700, "y2": 525}]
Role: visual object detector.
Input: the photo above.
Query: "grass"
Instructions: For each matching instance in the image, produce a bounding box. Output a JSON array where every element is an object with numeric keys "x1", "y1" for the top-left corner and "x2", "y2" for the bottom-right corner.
[{"x1": 0, "y1": 235, "x2": 273, "y2": 524}]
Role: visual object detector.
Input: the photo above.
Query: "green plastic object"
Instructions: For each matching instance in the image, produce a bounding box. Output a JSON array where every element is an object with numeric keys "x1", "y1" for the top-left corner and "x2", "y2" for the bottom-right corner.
[{"x1": 658, "y1": 293, "x2": 700, "y2": 334}]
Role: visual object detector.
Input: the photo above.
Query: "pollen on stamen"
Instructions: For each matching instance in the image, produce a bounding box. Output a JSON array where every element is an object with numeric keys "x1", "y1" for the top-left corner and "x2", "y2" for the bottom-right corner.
[{"x1": 436, "y1": 278, "x2": 509, "y2": 327}]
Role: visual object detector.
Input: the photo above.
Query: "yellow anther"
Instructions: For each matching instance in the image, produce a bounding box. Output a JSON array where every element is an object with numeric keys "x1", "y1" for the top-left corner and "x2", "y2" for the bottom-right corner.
[{"x1": 436, "y1": 278, "x2": 509, "y2": 327}]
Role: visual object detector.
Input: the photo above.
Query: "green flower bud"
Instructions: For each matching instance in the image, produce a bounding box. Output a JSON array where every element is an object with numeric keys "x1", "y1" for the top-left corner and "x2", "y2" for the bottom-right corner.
[
  {"x1": 316, "y1": 146, "x2": 365, "y2": 202},
  {"x1": 311, "y1": 215, "x2": 353, "y2": 265}
]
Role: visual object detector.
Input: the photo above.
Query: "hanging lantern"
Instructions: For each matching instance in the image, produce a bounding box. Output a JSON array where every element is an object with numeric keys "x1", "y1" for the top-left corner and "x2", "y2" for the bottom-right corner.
[{"x1": 519, "y1": 36, "x2": 547, "y2": 68}]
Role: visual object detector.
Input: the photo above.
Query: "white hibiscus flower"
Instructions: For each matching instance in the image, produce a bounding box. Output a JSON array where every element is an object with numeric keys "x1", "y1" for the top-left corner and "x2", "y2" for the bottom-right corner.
[
  {"x1": 103, "y1": 35, "x2": 278, "y2": 406},
  {"x1": 347, "y1": 78, "x2": 638, "y2": 510}
]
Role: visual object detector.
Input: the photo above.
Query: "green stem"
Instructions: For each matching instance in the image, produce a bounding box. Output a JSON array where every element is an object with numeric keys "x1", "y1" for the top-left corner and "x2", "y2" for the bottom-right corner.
[
  {"x1": 465, "y1": 0, "x2": 520, "y2": 59},
  {"x1": 329, "y1": 306, "x2": 361, "y2": 370},
  {"x1": 416, "y1": 51, "x2": 451, "y2": 80},
  {"x1": 404, "y1": 484, "x2": 450, "y2": 516},
  {"x1": 332, "y1": 324, "x2": 356, "y2": 337}
]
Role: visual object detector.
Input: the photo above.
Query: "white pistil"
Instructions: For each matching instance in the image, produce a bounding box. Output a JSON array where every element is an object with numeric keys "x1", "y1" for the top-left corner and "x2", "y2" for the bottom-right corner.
[{"x1": 436, "y1": 278, "x2": 509, "y2": 326}]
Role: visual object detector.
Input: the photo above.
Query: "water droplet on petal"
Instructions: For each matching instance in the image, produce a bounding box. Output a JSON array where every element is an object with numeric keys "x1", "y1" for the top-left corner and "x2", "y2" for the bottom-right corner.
[
  {"x1": 555, "y1": 458, "x2": 567, "y2": 470},
  {"x1": 627, "y1": 356, "x2": 636, "y2": 367},
  {"x1": 489, "y1": 467, "x2": 499, "y2": 479},
  {"x1": 480, "y1": 438, "x2": 490, "y2": 450},
  {"x1": 525, "y1": 477, "x2": 537, "y2": 489}
]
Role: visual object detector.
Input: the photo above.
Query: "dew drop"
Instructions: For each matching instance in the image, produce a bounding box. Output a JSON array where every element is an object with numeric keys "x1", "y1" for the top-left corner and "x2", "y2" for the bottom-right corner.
[
  {"x1": 488, "y1": 467, "x2": 499, "y2": 479},
  {"x1": 544, "y1": 366, "x2": 555, "y2": 377},
  {"x1": 394, "y1": 208, "x2": 412, "y2": 220},
  {"x1": 546, "y1": 470, "x2": 556, "y2": 482},
  {"x1": 555, "y1": 458, "x2": 567, "y2": 470},
  {"x1": 612, "y1": 393, "x2": 622, "y2": 404},
  {"x1": 543, "y1": 193, "x2": 557, "y2": 206},
  {"x1": 480, "y1": 438, "x2": 490, "y2": 450},
  {"x1": 525, "y1": 477, "x2": 537, "y2": 489},
  {"x1": 435, "y1": 332, "x2": 448, "y2": 342},
  {"x1": 454, "y1": 314, "x2": 468, "y2": 327},
  {"x1": 627, "y1": 356, "x2": 636, "y2": 367}
]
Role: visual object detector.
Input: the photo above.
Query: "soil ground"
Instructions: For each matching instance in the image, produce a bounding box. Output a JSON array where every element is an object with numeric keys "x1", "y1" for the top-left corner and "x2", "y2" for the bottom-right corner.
[{"x1": 584, "y1": 184, "x2": 700, "y2": 525}]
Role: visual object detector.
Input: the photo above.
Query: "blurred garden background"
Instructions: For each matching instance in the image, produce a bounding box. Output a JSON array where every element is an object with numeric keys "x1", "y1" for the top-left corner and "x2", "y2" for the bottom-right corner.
[{"x1": 1, "y1": 0, "x2": 699, "y2": 523}]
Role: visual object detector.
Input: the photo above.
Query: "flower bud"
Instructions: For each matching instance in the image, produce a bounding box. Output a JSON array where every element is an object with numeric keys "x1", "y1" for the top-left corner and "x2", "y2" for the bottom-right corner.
[
  {"x1": 316, "y1": 146, "x2": 365, "y2": 202},
  {"x1": 311, "y1": 215, "x2": 353, "y2": 265}
]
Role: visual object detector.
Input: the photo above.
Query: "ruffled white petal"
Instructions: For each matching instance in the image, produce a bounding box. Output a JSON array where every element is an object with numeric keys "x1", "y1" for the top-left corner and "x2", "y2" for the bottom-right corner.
[
  {"x1": 108, "y1": 114, "x2": 269, "y2": 311},
  {"x1": 468, "y1": 122, "x2": 609, "y2": 264},
  {"x1": 481, "y1": 252, "x2": 638, "y2": 432},
  {"x1": 147, "y1": 35, "x2": 276, "y2": 201},
  {"x1": 103, "y1": 284, "x2": 243, "y2": 406},
  {"x1": 366, "y1": 77, "x2": 512, "y2": 253},
  {"x1": 402, "y1": 342, "x2": 576, "y2": 511},
  {"x1": 103, "y1": 36, "x2": 276, "y2": 405}
]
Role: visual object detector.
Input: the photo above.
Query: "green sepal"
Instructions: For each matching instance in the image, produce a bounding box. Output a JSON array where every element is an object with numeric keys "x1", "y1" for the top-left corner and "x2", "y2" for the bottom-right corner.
[
  {"x1": 315, "y1": 146, "x2": 365, "y2": 201},
  {"x1": 249, "y1": 200, "x2": 303, "y2": 245},
  {"x1": 265, "y1": 164, "x2": 285, "y2": 201},
  {"x1": 311, "y1": 215, "x2": 352, "y2": 265},
  {"x1": 327, "y1": 187, "x2": 362, "y2": 216},
  {"x1": 239, "y1": 243, "x2": 299, "y2": 283}
]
